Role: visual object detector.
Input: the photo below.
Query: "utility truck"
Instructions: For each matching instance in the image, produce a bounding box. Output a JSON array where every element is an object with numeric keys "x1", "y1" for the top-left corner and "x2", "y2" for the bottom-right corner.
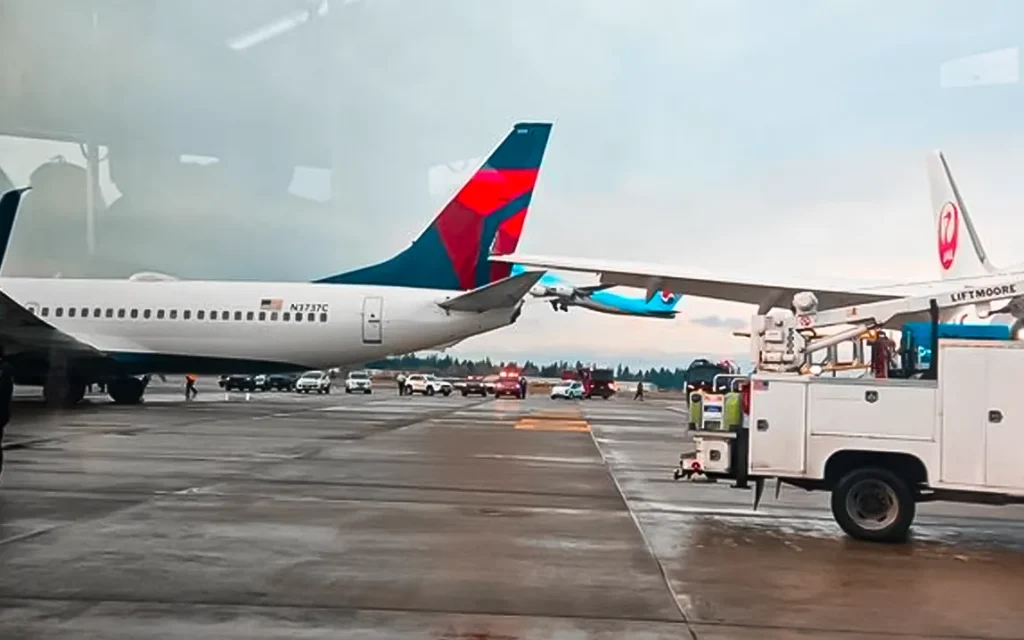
[{"x1": 676, "y1": 281, "x2": 1024, "y2": 543}]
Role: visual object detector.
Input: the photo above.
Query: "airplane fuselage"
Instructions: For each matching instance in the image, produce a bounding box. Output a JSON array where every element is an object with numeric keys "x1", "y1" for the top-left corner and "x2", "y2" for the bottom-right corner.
[{"x1": 1, "y1": 278, "x2": 521, "y2": 382}]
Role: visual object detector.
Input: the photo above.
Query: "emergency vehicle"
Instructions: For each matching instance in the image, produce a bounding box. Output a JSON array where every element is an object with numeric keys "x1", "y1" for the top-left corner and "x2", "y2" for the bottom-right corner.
[
  {"x1": 561, "y1": 367, "x2": 616, "y2": 399},
  {"x1": 675, "y1": 284, "x2": 1024, "y2": 543},
  {"x1": 494, "y1": 367, "x2": 525, "y2": 399}
]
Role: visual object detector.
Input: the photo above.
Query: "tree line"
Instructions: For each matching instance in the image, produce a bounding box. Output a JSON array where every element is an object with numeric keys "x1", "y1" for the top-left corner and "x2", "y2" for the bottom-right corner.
[{"x1": 364, "y1": 354, "x2": 692, "y2": 390}]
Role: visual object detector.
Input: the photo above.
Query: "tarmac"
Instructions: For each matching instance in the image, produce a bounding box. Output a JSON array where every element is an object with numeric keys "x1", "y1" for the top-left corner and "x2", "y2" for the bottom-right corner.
[{"x1": 1, "y1": 379, "x2": 1023, "y2": 639}]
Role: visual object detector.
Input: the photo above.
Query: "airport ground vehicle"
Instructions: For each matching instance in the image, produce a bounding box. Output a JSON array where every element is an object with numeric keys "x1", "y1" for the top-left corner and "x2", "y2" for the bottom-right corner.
[
  {"x1": 494, "y1": 368, "x2": 524, "y2": 399},
  {"x1": 676, "y1": 284, "x2": 1024, "y2": 543},
  {"x1": 344, "y1": 370, "x2": 373, "y2": 394},
  {"x1": 550, "y1": 380, "x2": 584, "y2": 399},
  {"x1": 461, "y1": 375, "x2": 489, "y2": 397},
  {"x1": 561, "y1": 367, "x2": 616, "y2": 398},
  {"x1": 295, "y1": 370, "x2": 332, "y2": 394},
  {"x1": 684, "y1": 359, "x2": 738, "y2": 393},
  {"x1": 404, "y1": 373, "x2": 452, "y2": 396}
]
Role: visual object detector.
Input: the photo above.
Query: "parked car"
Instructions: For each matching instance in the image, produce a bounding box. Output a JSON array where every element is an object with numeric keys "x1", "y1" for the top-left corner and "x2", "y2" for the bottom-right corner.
[
  {"x1": 461, "y1": 375, "x2": 489, "y2": 397},
  {"x1": 550, "y1": 380, "x2": 585, "y2": 400},
  {"x1": 267, "y1": 373, "x2": 300, "y2": 391},
  {"x1": 404, "y1": 373, "x2": 452, "y2": 396},
  {"x1": 295, "y1": 370, "x2": 332, "y2": 394},
  {"x1": 222, "y1": 374, "x2": 263, "y2": 392},
  {"x1": 345, "y1": 371, "x2": 373, "y2": 394}
]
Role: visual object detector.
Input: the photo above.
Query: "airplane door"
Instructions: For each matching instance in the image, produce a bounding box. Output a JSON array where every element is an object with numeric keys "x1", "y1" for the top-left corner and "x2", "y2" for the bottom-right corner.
[{"x1": 361, "y1": 296, "x2": 383, "y2": 344}]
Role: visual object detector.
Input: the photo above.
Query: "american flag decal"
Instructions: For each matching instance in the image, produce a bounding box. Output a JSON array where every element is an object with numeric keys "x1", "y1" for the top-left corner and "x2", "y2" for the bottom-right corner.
[
  {"x1": 260, "y1": 298, "x2": 283, "y2": 311},
  {"x1": 752, "y1": 380, "x2": 769, "y2": 391}
]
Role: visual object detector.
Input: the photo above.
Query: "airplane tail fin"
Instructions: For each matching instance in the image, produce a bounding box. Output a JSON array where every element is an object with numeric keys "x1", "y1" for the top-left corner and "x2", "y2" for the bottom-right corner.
[
  {"x1": 0, "y1": 188, "x2": 29, "y2": 273},
  {"x1": 644, "y1": 290, "x2": 682, "y2": 314},
  {"x1": 927, "y1": 150, "x2": 996, "y2": 280},
  {"x1": 316, "y1": 122, "x2": 552, "y2": 290}
]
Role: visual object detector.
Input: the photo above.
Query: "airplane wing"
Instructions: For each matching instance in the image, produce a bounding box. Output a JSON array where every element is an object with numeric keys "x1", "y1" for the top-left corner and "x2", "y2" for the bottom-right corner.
[
  {"x1": 438, "y1": 270, "x2": 546, "y2": 312},
  {"x1": 0, "y1": 289, "x2": 106, "y2": 358},
  {"x1": 490, "y1": 253, "x2": 901, "y2": 311},
  {"x1": 574, "y1": 283, "x2": 616, "y2": 295}
]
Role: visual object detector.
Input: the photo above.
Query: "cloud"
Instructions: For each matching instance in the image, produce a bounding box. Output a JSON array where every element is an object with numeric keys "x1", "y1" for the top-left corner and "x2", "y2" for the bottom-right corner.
[{"x1": 690, "y1": 315, "x2": 747, "y2": 331}]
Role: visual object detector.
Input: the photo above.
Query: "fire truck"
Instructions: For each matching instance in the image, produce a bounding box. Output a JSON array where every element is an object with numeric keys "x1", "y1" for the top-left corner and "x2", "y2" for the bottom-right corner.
[
  {"x1": 494, "y1": 366, "x2": 525, "y2": 399},
  {"x1": 560, "y1": 366, "x2": 616, "y2": 399}
]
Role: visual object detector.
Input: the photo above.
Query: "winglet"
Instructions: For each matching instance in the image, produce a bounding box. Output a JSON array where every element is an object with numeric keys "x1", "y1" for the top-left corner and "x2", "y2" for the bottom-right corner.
[
  {"x1": 0, "y1": 188, "x2": 29, "y2": 271},
  {"x1": 438, "y1": 270, "x2": 546, "y2": 312}
]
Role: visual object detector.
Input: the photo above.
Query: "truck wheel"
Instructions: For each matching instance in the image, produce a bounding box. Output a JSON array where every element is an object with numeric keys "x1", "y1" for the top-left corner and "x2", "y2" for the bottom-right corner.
[
  {"x1": 831, "y1": 467, "x2": 915, "y2": 543},
  {"x1": 427, "y1": 387, "x2": 435, "y2": 396}
]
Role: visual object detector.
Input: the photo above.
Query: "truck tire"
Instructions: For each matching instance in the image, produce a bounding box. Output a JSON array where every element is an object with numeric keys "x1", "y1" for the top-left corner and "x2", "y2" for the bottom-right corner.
[
  {"x1": 426, "y1": 386, "x2": 435, "y2": 396},
  {"x1": 831, "y1": 467, "x2": 915, "y2": 543}
]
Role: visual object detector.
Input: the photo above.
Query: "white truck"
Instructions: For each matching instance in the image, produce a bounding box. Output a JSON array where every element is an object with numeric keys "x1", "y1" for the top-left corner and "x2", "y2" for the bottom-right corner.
[{"x1": 678, "y1": 281, "x2": 1024, "y2": 543}]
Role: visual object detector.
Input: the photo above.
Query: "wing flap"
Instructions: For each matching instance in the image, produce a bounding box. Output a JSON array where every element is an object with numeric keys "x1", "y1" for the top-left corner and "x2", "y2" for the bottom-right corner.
[
  {"x1": 492, "y1": 253, "x2": 900, "y2": 310},
  {"x1": 438, "y1": 270, "x2": 546, "y2": 312}
]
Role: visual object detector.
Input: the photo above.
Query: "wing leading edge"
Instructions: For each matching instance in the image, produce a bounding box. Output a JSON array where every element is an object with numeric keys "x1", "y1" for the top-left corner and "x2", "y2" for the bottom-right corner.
[{"x1": 490, "y1": 253, "x2": 901, "y2": 311}]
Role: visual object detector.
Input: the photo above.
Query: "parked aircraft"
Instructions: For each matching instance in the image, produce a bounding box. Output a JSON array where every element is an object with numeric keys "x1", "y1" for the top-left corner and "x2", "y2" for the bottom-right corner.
[
  {"x1": 493, "y1": 150, "x2": 1024, "y2": 330},
  {"x1": 512, "y1": 264, "x2": 680, "y2": 318},
  {"x1": 0, "y1": 121, "x2": 552, "y2": 411}
]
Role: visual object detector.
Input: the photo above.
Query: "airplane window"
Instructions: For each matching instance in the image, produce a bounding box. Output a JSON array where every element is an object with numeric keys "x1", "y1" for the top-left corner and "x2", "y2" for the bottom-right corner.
[
  {"x1": 130, "y1": 309, "x2": 139, "y2": 319},
  {"x1": 258, "y1": 311, "x2": 266, "y2": 321},
  {"x1": 197, "y1": 310, "x2": 205, "y2": 320},
  {"x1": 157, "y1": 309, "x2": 165, "y2": 320},
  {"x1": 105, "y1": 308, "x2": 113, "y2": 318},
  {"x1": 246, "y1": 311, "x2": 254, "y2": 321},
  {"x1": 234, "y1": 311, "x2": 242, "y2": 321},
  {"x1": 295, "y1": 313, "x2": 302, "y2": 322},
  {"x1": 210, "y1": 311, "x2": 218, "y2": 320},
  {"x1": 68, "y1": 308, "x2": 76, "y2": 318},
  {"x1": 223, "y1": 310, "x2": 229, "y2": 320},
  {"x1": 94, "y1": 308, "x2": 102, "y2": 318},
  {"x1": 81, "y1": 307, "x2": 88, "y2": 317},
  {"x1": 319, "y1": 313, "x2": 327, "y2": 322},
  {"x1": 118, "y1": 309, "x2": 126, "y2": 318},
  {"x1": 307, "y1": 312, "x2": 315, "y2": 322},
  {"x1": 183, "y1": 310, "x2": 191, "y2": 320},
  {"x1": 55, "y1": 307, "x2": 63, "y2": 317},
  {"x1": 283, "y1": 312, "x2": 291, "y2": 321},
  {"x1": 170, "y1": 310, "x2": 178, "y2": 320},
  {"x1": 271, "y1": 312, "x2": 279, "y2": 321},
  {"x1": 41, "y1": 307, "x2": 49, "y2": 317},
  {"x1": 144, "y1": 309, "x2": 152, "y2": 319}
]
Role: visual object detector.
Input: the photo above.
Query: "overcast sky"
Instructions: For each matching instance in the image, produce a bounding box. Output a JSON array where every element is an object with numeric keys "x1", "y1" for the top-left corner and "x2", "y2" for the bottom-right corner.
[{"x1": 2, "y1": 0, "x2": 1024, "y2": 367}]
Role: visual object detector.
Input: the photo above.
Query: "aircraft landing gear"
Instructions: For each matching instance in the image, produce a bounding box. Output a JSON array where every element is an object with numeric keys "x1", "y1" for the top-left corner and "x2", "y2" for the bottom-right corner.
[
  {"x1": 107, "y1": 376, "x2": 148, "y2": 405},
  {"x1": 43, "y1": 371, "x2": 87, "y2": 408}
]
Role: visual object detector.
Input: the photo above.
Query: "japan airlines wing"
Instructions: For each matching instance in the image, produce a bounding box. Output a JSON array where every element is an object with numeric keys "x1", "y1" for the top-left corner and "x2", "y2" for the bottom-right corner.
[
  {"x1": 490, "y1": 253, "x2": 900, "y2": 311},
  {"x1": 438, "y1": 270, "x2": 545, "y2": 312}
]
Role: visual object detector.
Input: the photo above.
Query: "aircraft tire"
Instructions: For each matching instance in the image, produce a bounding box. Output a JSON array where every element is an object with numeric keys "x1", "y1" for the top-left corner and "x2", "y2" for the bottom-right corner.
[{"x1": 108, "y1": 377, "x2": 146, "y2": 405}]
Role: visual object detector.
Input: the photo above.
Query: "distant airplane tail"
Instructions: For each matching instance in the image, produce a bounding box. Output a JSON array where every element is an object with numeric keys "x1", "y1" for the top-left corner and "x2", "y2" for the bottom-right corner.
[
  {"x1": 927, "y1": 150, "x2": 997, "y2": 280},
  {"x1": 0, "y1": 188, "x2": 29, "y2": 271},
  {"x1": 644, "y1": 290, "x2": 682, "y2": 314},
  {"x1": 316, "y1": 122, "x2": 552, "y2": 290}
]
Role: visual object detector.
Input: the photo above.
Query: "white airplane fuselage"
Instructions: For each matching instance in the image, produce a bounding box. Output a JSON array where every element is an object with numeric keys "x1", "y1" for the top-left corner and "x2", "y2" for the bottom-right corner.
[{"x1": 3, "y1": 278, "x2": 520, "y2": 378}]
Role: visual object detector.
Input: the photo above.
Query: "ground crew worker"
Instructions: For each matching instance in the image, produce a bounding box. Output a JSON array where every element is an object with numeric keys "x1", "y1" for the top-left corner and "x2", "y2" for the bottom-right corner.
[
  {"x1": 396, "y1": 373, "x2": 406, "y2": 395},
  {"x1": 518, "y1": 375, "x2": 527, "y2": 398},
  {"x1": 185, "y1": 374, "x2": 198, "y2": 400},
  {"x1": 634, "y1": 381, "x2": 644, "y2": 401}
]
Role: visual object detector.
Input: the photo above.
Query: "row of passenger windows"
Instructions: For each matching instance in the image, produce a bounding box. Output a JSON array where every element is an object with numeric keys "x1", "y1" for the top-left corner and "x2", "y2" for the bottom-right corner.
[{"x1": 33, "y1": 306, "x2": 329, "y2": 323}]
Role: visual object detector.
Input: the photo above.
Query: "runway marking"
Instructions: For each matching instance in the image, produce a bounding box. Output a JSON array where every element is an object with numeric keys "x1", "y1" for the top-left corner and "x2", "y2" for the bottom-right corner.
[{"x1": 514, "y1": 407, "x2": 590, "y2": 432}]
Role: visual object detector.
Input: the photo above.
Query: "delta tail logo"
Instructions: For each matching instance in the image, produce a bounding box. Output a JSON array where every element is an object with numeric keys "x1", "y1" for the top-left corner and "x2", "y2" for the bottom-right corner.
[{"x1": 938, "y1": 201, "x2": 959, "y2": 271}]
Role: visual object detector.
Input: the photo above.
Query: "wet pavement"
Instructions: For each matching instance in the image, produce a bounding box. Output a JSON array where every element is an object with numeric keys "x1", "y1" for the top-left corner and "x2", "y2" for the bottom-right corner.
[{"x1": 0, "y1": 382, "x2": 1022, "y2": 639}]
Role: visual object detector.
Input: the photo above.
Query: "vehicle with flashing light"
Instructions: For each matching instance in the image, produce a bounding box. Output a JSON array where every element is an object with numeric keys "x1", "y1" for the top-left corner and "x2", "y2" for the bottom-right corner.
[{"x1": 494, "y1": 368, "x2": 524, "y2": 399}]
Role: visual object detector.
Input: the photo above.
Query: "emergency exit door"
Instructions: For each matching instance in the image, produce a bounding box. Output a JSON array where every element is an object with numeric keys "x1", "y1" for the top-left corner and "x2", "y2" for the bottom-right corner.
[{"x1": 361, "y1": 296, "x2": 383, "y2": 344}]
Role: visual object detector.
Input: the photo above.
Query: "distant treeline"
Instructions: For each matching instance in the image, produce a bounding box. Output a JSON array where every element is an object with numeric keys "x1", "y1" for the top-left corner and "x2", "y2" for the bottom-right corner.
[{"x1": 364, "y1": 354, "x2": 691, "y2": 390}]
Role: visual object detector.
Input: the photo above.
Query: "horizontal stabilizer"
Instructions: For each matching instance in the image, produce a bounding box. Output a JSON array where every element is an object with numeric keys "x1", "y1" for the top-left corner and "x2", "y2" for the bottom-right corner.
[{"x1": 438, "y1": 270, "x2": 545, "y2": 312}]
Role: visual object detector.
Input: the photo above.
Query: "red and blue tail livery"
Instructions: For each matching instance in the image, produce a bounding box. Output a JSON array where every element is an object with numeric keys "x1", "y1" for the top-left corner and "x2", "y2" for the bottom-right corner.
[{"x1": 317, "y1": 122, "x2": 552, "y2": 290}]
